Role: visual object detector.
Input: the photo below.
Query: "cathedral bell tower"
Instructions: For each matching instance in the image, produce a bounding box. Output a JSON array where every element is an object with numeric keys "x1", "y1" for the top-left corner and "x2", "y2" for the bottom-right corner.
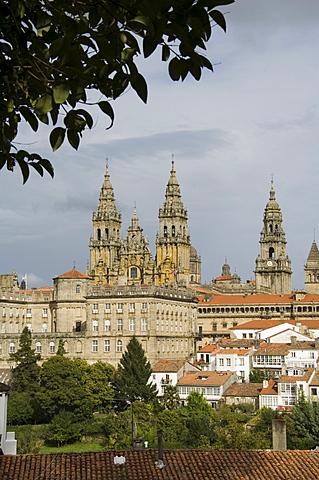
[
  {"x1": 89, "y1": 164, "x2": 122, "y2": 284},
  {"x1": 255, "y1": 180, "x2": 292, "y2": 294},
  {"x1": 304, "y1": 241, "x2": 319, "y2": 294},
  {"x1": 156, "y1": 161, "x2": 191, "y2": 286}
]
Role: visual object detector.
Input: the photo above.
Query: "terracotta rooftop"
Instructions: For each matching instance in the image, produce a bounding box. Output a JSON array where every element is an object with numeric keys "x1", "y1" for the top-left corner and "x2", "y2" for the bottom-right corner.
[
  {"x1": 232, "y1": 319, "x2": 319, "y2": 330},
  {"x1": 224, "y1": 382, "x2": 263, "y2": 397},
  {"x1": 197, "y1": 344, "x2": 219, "y2": 353},
  {"x1": 55, "y1": 269, "x2": 92, "y2": 279},
  {"x1": 2, "y1": 449, "x2": 319, "y2": 480},
  {"x1": 219, "y1": 339, "x2": 256, "y2": 348},
  {"x1": 177, "y1": 371, "x2": 234, "y2": 386},
  {"x1": 215, "y1": 348, "x2": 252, "y2": 356},
  {"x1": 152, "y1": 360, "x2": 192, "y2": 373},
  {"x1": 310, "y1": 372, "x2": 319, "y2": 385},
  {"x1": 260, "y1": 378, "x2": 278, "y2": 395},
  {"x1": 279, "y1": 368, "x2": 315, "y2": 383},
  {"x1": 198, "y1": 293, "x2": 319, "y2": 305},
  {"x1": 254, "y1": 344, "x2": 290, "y2": 356}
]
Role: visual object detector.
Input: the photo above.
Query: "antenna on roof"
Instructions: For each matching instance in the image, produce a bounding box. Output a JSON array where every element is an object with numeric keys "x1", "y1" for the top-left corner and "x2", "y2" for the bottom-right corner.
[
  {"x1": 73, "y1": 261, "x2": 76, "y2": 270},
  {"x1": 314, "y1": 228, "x2": 316, "y2": 243}
]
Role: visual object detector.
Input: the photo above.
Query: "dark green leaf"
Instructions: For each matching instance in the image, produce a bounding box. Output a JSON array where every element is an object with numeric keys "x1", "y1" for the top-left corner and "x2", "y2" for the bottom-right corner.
[
  {"x1": 209, "y1": 10, "x2": 227, "y2": 32},
  {"x1": 50, "y1": 127, "x2": 66, "y2": 152},
  {"x1": 168, "y1": 57, "x2": 181, "y2": 81},
  {"x1": 30, "y1": 162, "x2": 44, "y2": 176},
  {"x1": 39, "y1": 159, "x2": 54, "y2": 179},
  {"x1": 130, "y1": 74, "x2": 148, "y2": 103},
  {"x1": 98, "y1": 101, "x2": 115, "y2": 129},
  {"x1": 67, "y1": 129, "x2": 80, "y2": 150},
  {"x1": 16, "y1": 158, "x2": 30, "y2": 184},
  {"x1": 53, "y1": 84, "x2": 70, "y2": 104},
  {"x1": 162, "y1": 44, "x2": 170, "y2": 62},
  {"x1": 75, "y1": 109, "x2": 93, "y2": 129},
  {"x1": 35, "y1": 94, "x2": 53, "y2": 114},
  {"x1": 20, "y1": 107, "x2": 38, "y2": 132},
  {"x1": 143, "y1": 38, "x2": 157, "y2": 58}
]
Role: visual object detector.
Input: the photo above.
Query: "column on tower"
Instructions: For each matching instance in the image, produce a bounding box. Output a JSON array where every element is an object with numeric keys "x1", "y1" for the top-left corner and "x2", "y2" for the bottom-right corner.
[{"x1": 304, "y1": 241, "x2": 319, "y2": 294}]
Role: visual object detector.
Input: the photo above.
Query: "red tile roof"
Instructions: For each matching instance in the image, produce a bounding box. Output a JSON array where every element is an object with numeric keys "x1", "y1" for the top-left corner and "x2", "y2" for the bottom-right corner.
[
  {"x1": 232, "y1": 319, "x2": 319, "y2": 330},
  {"x1": 198, "y1": 293, "x2": 319, "y2": 305},
  {"x1": 152, "y1": 360, "x2": 193, "y2": 373},
  {"x1": 177, "y1": 371, "x2": 234, "y2": 386},
  {"x1": 224, "y1": 382, "x2": 263, "y2": 397},
  {"x1": 260, "y1": 378, "x2": 278, "y2": 395},
  {"x1": 55, "y1": 269, "x2": 92, "y2": 279},
  {"x1": 1, "y1": 450, "x2": 319, "y2": 480},
  {"x1": 197, "y1": 344, "x2": 219, "y2": 353}
]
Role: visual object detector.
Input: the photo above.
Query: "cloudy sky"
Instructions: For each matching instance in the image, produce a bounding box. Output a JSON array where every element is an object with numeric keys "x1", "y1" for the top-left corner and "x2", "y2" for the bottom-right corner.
[{"x1": 1, "y1": 0, "x2": 319, "y2": 290}]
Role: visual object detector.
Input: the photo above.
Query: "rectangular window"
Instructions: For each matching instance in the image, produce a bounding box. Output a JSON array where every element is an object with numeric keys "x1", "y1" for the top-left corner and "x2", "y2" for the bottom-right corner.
[
  {"x1": 117, "y1": 318, "x2": 123, "y2": 331},
  {"x1": 42, "y1": 323, "x2": 47, "y2": 333},
  {"x1": 141, "y1": 302, "x2": 148, "y2": 312},
  {"x1": 226, "y1": 358, "x2": 231, "y2": 367},
  {"x1": 105, "y1": 303, "x2": 111, "y2": 313},
  {"x1": 50, "y1": 342, "x2": 55, "y2": 354},
  {"x1": 92, "y1": 320, "x2": 99, "y2": 332},
  {"x1": 26, "y1": 308, "x2": 32, "y2": 318},
  {"x1": 243, "y1": 333, "x2": 247, "y2": 338},
  {"x1": 2, "y1": 308, "x2": 5, "y2": 317},
  {"x1": 36, "y1": 343, "x2": 42, "y2": 354},
  {"x1": 9, "y1": 309, "x2": 13, "y2": 318},
  {"x1": 42, "y1": 308, "x2": 48, "y2": 318},
  {"x1": 117, "y1": 303, "x2": 123, "y2": 313},
  {"x1": 219, "y1": 358, "x2": 224, "y2": 367},
  {"x1": 129, "y1": 303, "x2": 135, "y2": 313},
  {"x1": 240, "y1": 371, "x2": 245, "y2": 378},
  {"x1": 239, "y1": 358, "x2": 245, "y2": 366},
  {"x1": 105, "y1": 319, "x2": 111, "y2": 331},
  {"x1": 92, "y1": 304, "x2": 98, "y2": 313},
  {"x1": 141, "y1": 318, "x2": 148, "y2": 331},
  {"x1": 129, "y1": 318, "x2": 135, "y2": 331},
  {"x1": 104, "y1": 340, "x2": 110, "y2": 352},
  {"x1": 9, "y1": 343, "x2": 15, "y2": 353},
  {"x1": 76, "y1": 284, "x2": 81, "y2": 293},
  {"x1": 92, "y1": 340, "x2": 98, "y2": 352}
]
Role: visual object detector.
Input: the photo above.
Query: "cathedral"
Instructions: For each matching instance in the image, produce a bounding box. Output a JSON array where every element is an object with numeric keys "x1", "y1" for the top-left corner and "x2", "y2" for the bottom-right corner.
[{"x1": 1, "y1": 163, "x2": 319, "y2": 366}]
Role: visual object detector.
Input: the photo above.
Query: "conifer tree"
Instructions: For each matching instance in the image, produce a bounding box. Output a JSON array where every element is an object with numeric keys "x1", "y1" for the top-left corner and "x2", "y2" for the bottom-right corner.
[
  {"x1": 112, "y1": 337, "x2": 157, "y2": 405},
  {"x1": 10, "y1": 326, "x2": 41, "y2": 392}
]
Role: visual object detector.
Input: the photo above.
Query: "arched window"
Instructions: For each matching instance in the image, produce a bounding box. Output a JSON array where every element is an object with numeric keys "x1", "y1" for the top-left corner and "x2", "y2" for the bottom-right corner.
[
  {"x1": 105, "y1": 228, "x2": 109, "y2": 239},
  {"x1": 9, "y1": 342, "x2": 15, "y2": 353},
  {"x1": 116, "y1": 340, "x2": 122, "y2": 352},
  {"x1": 269, "y1": 247, "x2": 275, "y2": 258},
  {"x1": 97, "y1": 228, "x2": 101, "y2": 240},
  {"x1": 269, "y1": 224, "x2": 273, "y2": 233},
  {"x1": 76, "y1": 284, "x2": 81, "y2": 294},
  {"x1": 49, "y1": 342, "x2": 55, "y2": 354},
  {"x1": 164, "y1": 226, "x2": 167, "y2": 238},
  {"x1": 36, "y1": 342, "x2": 42, "y2": 353},
  {"x1": 172, "y1": 225, "x2": 175, "y2": 237},
  {"x1": 130, "y1": 267, "x2": 138, "y2": 279}
]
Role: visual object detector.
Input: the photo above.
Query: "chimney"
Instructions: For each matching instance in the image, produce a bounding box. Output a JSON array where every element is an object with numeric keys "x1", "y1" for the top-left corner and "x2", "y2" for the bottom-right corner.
[
  {"x1": 0, "y1": 385, "x2": 17, "y2": 455},
  {"x1": 155, "y1": 430, "x2": 165, "y2": 469},
  {"x1": 281, "y1": 363, "x2": 287, "y2": 376},
  {"x1": 253, "y1": 339, "x2": 260, "y2": 349},
  {"x1": 290, "y1": 336, "x2": 297, "y2": 346},
  {"x1": 315, "y1": 337, "x2": 319, "y2": 349},
  {"x1": 272, "y1": 418, "x2": 287, "y2": 451},
  {"x1": 263, "y1": 379, "x2": 269, "y2": 389}
]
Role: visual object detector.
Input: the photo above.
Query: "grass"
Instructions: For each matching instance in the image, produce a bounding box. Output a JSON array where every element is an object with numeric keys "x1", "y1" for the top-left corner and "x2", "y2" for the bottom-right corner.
[{"x1": 40, "y1": 442, "x2": 104, "y2": 453}]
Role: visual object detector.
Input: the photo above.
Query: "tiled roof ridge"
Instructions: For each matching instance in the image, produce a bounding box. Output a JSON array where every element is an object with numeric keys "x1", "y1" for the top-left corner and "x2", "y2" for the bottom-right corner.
[{"x1": 56, "y1": 269, "x2": 92, "y2": 279}]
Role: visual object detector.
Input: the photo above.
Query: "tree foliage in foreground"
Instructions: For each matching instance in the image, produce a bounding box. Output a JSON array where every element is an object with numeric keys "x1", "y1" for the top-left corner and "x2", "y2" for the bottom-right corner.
[
  {"x1": 0, "y1": 0, "x2": 234, "y2": 182},
  {"x1": 112, "y1": 336, "x2": 157, "y2": 405}
]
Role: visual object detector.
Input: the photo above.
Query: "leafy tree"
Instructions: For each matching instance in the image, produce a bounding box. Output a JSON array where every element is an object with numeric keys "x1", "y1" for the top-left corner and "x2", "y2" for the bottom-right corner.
[
  {"x1": 184, "y1": 390, "x2": 212, "y2": 416},
  {"x1": 56, "y1": 339, "x2": 66, "y2": 356},
  {"x1": 87, "y1": 361, "x2": 115, "y2": 412},
  {"x1": 249, "y1": 369, "x2": 272, "y2": 383},
  {"x1": 162, "y1": 385, "x2": 180, "y2": 410},
  {"x1": 7, "y1": 391, "x2": 34, "y2": 425},
  {"x1": 0, "y1": 0, "x2": 233, "y2": 182},
  {"x1": 46, "y1": 411, "x2": 83, "y2": 447},
  {"x1": 10, "y1": 326, "x2": 41, "y2": 392},
  {"x1": 112, "y1": 336, "x2": 157, "y2": 406},
  {"x1": 289, "y1": 396, "x2": 319, "y2": 449},
  {"x1": 37, "y1": 356, "x2": 93, "y2": 422}
]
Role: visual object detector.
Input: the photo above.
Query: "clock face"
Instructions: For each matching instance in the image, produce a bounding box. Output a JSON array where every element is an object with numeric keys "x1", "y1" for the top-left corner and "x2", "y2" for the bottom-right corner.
[{"x1": 267, "y1": 261, "x2": 273, "y2": 266}]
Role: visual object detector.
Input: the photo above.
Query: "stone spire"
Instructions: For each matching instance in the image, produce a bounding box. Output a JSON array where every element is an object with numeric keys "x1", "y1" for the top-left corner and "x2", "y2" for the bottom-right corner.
[
  {"x1": 156, "y1": 161, "x2": 191, "y2": 286},
  {"x1": 89, "y1": 162, "x2": 122, "y2": 284},
  {"x1": 304, "y1": 241, "x2": 319, "y2": 294},
  {"x1": 255, "y1": 180, "x2": 292, "y2": 294}
]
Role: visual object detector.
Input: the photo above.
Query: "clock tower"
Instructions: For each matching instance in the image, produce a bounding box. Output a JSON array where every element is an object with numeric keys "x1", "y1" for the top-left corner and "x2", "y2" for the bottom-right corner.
[{"x1": 255, "y1": 181, "x2": 292, "y2": 294}]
